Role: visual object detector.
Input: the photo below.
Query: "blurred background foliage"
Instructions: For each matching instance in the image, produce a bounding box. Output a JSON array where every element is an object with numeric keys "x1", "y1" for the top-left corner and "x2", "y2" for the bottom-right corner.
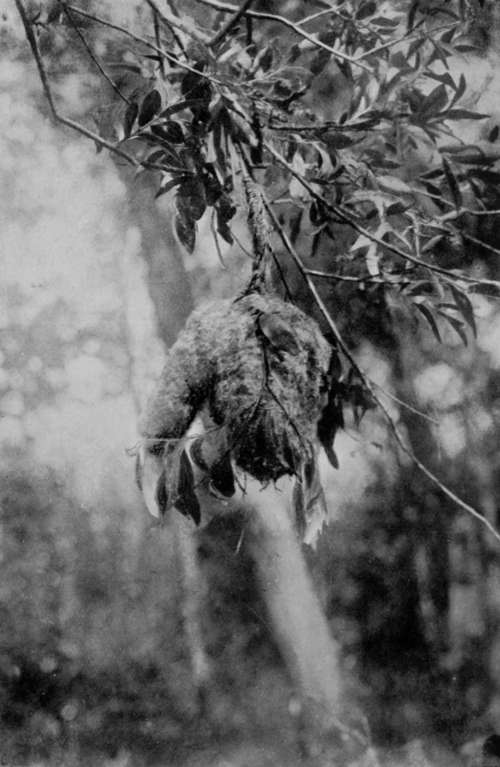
[{"x1": 2, "y1": 1, "x2": 500, "y2": 765}]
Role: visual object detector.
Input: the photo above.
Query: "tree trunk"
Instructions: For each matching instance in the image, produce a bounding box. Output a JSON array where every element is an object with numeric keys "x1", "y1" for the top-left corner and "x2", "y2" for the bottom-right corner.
[{"x1": 243, "y1": 475, "x2": 345, "y2": 729}]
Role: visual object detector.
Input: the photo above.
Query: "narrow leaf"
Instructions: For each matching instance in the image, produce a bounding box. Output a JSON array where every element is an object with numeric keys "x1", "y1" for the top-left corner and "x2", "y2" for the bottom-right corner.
[
  {"x1": 445, "y1": 109, "x2": 489, "y2": 121},
  {"x1": 377, "y1": 175, "x2": 413, "y2": 194},
  {"x1": 439, "y1": 312, "x2": 468, "y2": 346},
  {"x1": 421, "y1": 84, "x2": 448, "y2": 115},
  {"x1": 124, "y1": 101, "x2": 138, "y2": 137},
  {"x1": 442, "y1": 157, "x2": 462, "y2": 209},
  {"x1": 138, "y1": 89, "x2": 162, "y2": 126},
  {"x1": 155, "y1": 176, "x2": 186, "y2": 199},
  {"x1": 488, "y1": 125, "x2": 499, "y2": 142},
  {"x1": 176, "y1": 450, "x2": 201, "y2": 524},
  {"x1": 450, "y1": 285, "x2": 477, "y2": 337},
  {"x1": 414, "y1": 302, "x2": 442, "y2": 343},
  {"x1": 175, "y1": 211, "x2": 196, "y2": 253}
]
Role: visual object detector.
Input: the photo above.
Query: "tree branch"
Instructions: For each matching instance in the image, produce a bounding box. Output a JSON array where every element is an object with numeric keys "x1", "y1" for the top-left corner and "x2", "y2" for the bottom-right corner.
[{"x1": 13, "y1": 0, "x2": 140, "y2": 166}]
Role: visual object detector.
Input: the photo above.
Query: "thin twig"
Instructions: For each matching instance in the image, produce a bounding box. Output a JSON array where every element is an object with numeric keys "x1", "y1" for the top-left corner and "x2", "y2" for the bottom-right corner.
[
  {"x1": 462, "y1": 231, "x2": 500, "y2": 258},
  {"x1": 261, "y1": 193, "x2": 500, "y2": 546},
  {"x1": 461, "y1": 208, "x2": 500, "y2": 217},
  {"x1": 144, "y1": 0, "x2": 211, "y2": 43},
  {"x1": 369, "y1": 381, "x2": 439, "y2": 425},
  {"x1": 357, "y1": 22, "x2": 458, "y2": 61},
  {"x1": 194, "y1": 0, "x2": 372, "y2": 71},
  {"x1": 209, "y1": 0, "x2": 255, "y2": 49},
  {"x1": 58, "y1": 1, "x2": 130, "y2": 104},
  {"x1": 152, "y1": 7, "x2": 166, "y2": 77},
  {"x1": 306, "y1": 268, "x2": 380, "y2": 283},
  {"x1": 297, "y1": 9, "x2": 343, "y2": 26},
  {"x1": 66, "y1": 5, "x2": 224, "y2": 87}
]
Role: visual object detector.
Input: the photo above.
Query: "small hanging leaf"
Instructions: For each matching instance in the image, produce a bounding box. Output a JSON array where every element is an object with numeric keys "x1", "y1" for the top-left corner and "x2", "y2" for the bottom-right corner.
[
  {"x1": 442, "y1": 157, "x2": 462, "y2": 209},
  {"x1": 407, "y1": 0, "x2": 419, "y2": 31},
  {"x1": 201, "y1": 172, "x2": 222, "y2": 205},
  {"x1": 414, "y1": 302, "x2": 442, "y2": 343},
  {"x1": 175, "y1": 210, "x2": 196, "y2": 253},
  {"x1": 254, "y1": 46, "x2": 274, "y2": 72},
  {"x1": 155, "y1": 468, "x2": 169, "y2": 517},
  {"x1": 175, "y1": 450, "x2": 201, "y2": 524},
  {"x1": 181, "y1": 71, "x2": 211, "y2": 121},
  {"x1": 177, "y1": 177, "x2": 207, "y2": 221},
  {"x1": 124, "y1": 100, "x2": 139, "y2": 137},
  {"x1": 356, "y1": 0, "x2": 376, "y2": 19},
  {"x1": 216, "y1": 211, "x2": 233, "y2": 244},
  {"x1": 138, "y1": 89, "x2": 162, "y2": 126},
  {"x1": 377, "y1": 175, "x2": 413, "y2": 194},
  {"x1": 445, "y1": 109, "x2": 489, "y2": 121},
  {"x1": 488, "y1": 125, "x2": 499, "y2": 142},
  {"x1": 151, "y1": 120, "x2": 185, "y2": 143},
  {"x1": 421, "y1": 84, "x2": 448, "y2": 115},
  {"x1": 450, "y1": 285, "x2": 477, "y2": 337},
  {"x1": 438, "y1": 312, "x2": 468, "y2": 346},
  {"x1": 425, "y1": 71, "x2": 457, "y2": 89},
  {"x1": 209, "y1": 454, "x2": 235, "y2": 498},
  {"x1": 371, "y1": 16, "x2": 400, "y2": 27},
  {"x1": 155, "y1": 175, "x2": 186, "y2": 199}
]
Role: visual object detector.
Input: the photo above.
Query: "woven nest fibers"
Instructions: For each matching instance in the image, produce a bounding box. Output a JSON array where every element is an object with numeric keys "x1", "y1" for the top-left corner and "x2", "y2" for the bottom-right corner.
[{"x1": 141, "y1": 293, "x2": 333, "y2": 483}]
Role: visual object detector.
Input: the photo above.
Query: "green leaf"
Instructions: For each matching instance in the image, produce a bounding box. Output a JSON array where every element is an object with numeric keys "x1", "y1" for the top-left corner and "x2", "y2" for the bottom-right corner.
[
  {"x1": 377, "y1": 176, "x2": 413, "y2": 194},
  {"x1": 425, "y1": 71, "x2": 456, "y2": 89},
  {"x1": 177, "y1": 178, "x2": 207, "y2": 221},
  {"x1": 414, "y1": 302, "x2": 442, "y2": 343},
  {"x1": 444, "y1": 109, "x2": 489, "y2": 121},
  {"x1": 454, "y1": 44, "x2": 479, "y2": 53},
  {"x1": 175, "y1": 211, "x2": 196, "y2": 253},
  {"x1": 371, "y1": 16, "x2": 400, "y2": 27},
  {"x1": 468, "y1": 281, "x2": 500, "y2": 297},
  {"x1": 421, "y1": 84, "x2": 448, "y2": 115},
  {"x1": 146, "y1": 149, "x2": 167, "y2": 165},
  {"x1": 442, "y1": 157, "x2": 462, "y2": 209},
  {"x1": 181, "y1": 71, "x2": 211, "y2": 103},
  {"x1": 438, "y1": 312, "x2": 468, "y2": 345},
  {"x1": 254, "y1": 46, "x2": 274, "y2": 72},
  {"x1": 155, "y1": 175, "x2": 187, "y2": 199},
  {"x1": 489, "y1": 125, "x2": 499, "y2": 142},
  {"x1": 138, "y1": 90, "x2": 162, "y2": 126},
  {"x1": 124, "y1": 101, "x2": 138, "y2": 137},
  {"x1": 407, "y1": 1, "x2": 419, "y2": 31},
  {"x1": 450, "y1": 285, "x2": 477, "y2": 337},
  {"x1": 175, "y1": 450, "x2": 200, "y2": 524},
  {"x1": 356, "y1": 0, "x2": 376, "y2": 20}
]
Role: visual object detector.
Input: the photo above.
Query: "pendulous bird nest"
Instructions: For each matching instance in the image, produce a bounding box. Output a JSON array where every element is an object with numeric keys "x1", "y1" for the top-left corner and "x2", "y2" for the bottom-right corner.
[{"x1": 140, "y1": 291, "x2": 334, "y2": 488}]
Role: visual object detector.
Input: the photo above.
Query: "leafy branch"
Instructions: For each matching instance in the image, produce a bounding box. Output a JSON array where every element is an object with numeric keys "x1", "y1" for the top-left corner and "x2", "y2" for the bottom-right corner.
[{"x1": 260, "y1": 189, "x2": 500, "y2": 546}]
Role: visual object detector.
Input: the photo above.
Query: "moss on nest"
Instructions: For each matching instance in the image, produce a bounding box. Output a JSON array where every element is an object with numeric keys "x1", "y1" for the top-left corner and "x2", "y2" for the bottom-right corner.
[{"x1": 140, "y1": 293, "x2": 333, "y2": 483}]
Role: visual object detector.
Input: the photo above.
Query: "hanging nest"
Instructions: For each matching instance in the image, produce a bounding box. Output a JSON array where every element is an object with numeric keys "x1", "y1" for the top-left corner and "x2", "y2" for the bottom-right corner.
[{"x1": 138, "y1": 292, "x2": 339, "y2": 523}]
